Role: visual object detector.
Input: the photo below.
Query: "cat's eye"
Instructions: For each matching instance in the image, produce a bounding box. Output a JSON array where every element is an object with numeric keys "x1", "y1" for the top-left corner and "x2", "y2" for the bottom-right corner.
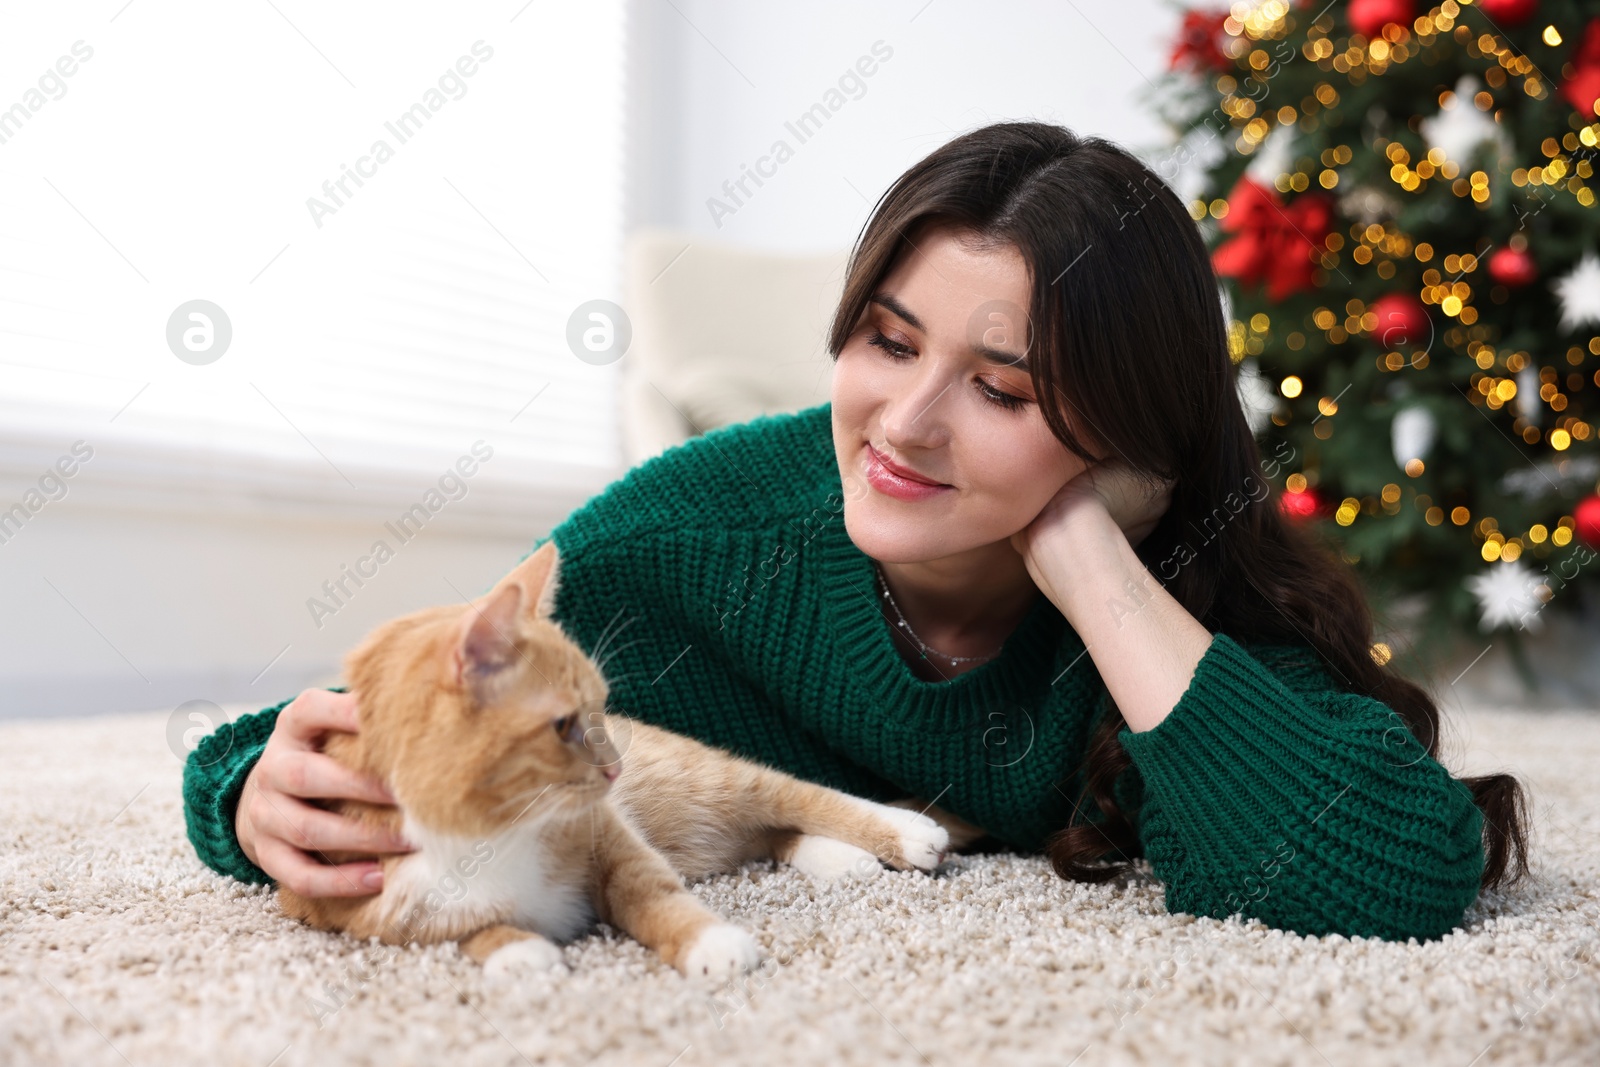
[{"x1": 552, "y1": 715, "x2": 574, "y2": 738}]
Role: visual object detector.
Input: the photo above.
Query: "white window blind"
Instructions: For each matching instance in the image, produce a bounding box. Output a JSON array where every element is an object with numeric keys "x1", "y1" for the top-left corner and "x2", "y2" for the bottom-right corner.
[{"x1": 0, "y1": 3, "x2": 628, "y2": 534}]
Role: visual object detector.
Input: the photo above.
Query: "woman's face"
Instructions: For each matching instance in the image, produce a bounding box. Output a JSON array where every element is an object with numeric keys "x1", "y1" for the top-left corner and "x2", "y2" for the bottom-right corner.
[{"x1": 831, "y1": 223, "x2": 1093, "y2": 564}]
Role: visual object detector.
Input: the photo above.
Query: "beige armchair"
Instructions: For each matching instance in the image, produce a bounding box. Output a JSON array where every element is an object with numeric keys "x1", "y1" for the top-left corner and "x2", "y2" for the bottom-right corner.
[{"x1": 619, "y1": 227, "x2": 850, "y2": 466}]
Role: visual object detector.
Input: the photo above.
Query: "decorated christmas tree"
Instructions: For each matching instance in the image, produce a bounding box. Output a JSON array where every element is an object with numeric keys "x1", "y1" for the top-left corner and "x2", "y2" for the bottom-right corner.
[{"x1": 1157, "y1": 0, "x2": 1600, "y2": 673}]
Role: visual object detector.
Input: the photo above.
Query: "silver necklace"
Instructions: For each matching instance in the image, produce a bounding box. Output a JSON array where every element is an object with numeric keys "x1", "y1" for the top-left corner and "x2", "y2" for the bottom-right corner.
[{"x1": 872, "y1": 561, "x2": 1004, "y2": 667}]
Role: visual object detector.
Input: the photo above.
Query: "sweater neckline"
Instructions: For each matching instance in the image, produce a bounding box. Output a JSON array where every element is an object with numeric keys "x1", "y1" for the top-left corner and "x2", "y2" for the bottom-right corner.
[{"x1": 817, "y1": 513, "x2": 1072, "y2": 727}]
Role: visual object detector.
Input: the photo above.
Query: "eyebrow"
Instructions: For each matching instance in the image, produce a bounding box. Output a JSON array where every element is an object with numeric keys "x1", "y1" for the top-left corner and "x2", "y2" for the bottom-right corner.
[{"x1": 869, "y1": 291, "x2": 1031, "y2": 373}]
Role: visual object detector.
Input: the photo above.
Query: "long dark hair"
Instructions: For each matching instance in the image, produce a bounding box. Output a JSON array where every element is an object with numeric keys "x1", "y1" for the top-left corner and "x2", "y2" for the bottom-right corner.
[{"x1": 825, "y1": 121, "x2": 1530, "y2": 893}]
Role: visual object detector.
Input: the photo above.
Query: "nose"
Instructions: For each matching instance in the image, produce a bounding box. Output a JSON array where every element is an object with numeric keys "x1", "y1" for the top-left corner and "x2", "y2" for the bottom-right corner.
[
  {"x1": 600, "y1": 763, "x2": 620, "y2": 782},
  {"x1": 879, "y1": 371, "x2": 952, "y2": 452}
]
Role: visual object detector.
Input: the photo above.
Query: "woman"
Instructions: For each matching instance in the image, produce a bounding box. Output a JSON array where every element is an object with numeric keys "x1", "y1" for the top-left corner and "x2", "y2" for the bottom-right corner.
[{"x1": 184, "y1": 122, "x2": 1530, "y2": 943}]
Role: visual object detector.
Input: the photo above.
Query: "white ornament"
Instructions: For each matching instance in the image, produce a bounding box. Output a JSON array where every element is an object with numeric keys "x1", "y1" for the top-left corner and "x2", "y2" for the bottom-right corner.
[
  {"x1": 1245, "y1": 123, "x2": 1296, "y2": 186},
  {"x1": 1516, "y1": 365, "x2": 1541, "y2": 423},
  {"x1": 1236, "y1": 358, "x2": 1276, "y2": 436},
  {"x1": 1464, "y1": 559, "x2": 1546, "y2": 633},
  {"x1": 1498, "y1": 453, "x2": 1600, "y2": 501},
  {"x1": 1390, "y1": 407, "x2": 1436, "y2": 467},
  {"x1": 1553, "y1": 252, "x2": 1600, "y2": 332},
  {"x1": 1339, "y1": 185, "x2": 1403, "y2": 227},
  {"x1": 1419, "y1": 75, "x2": 1510, "y2": 167}
]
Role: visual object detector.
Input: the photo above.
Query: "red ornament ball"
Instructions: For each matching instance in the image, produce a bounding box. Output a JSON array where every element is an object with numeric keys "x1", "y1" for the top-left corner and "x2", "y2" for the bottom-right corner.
[
  {"x1": 1574, "y1": 494, "x2": 1600, "y2": 549},
  {"x1": 1368, "y1": 293, "x2": 1431, "y2": 348},
  {"x1": 1348, "y1": 0, "x2": 1415, "y2": 38},
  {"x1": 1488, "y1": 246, "x2": 1538, "y2": 288},
  {"x1": 1562, "y1": 18, "x2": 1600, "y2": 118},
  {"x1": 1563, "y1": 65, "x2": 1600, "y2": 119},
  {"x1": 1279, "y1": 486, "x2": 1323, "y2": 521},
  {"x1": 1477, "y1": 0, "x2": 1539, "y2": 27}
]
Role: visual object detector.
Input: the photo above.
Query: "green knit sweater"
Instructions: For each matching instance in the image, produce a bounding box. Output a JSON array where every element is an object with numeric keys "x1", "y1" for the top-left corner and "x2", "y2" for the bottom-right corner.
[{"x1": 184, "y1": 402, "x2": 1485, "y2": 942}]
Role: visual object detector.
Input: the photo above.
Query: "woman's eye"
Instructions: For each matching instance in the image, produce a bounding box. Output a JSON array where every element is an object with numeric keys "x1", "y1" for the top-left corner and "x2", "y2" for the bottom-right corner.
[
  {"x1": 866, "y1": 328, "x2": 914, "y2": 359},
  {"x1": 978, "y1": 380, "x2": 1029, "y2": 411}
]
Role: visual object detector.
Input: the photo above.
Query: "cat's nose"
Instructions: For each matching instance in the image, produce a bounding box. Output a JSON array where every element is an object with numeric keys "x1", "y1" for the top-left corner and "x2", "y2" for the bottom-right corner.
[{"x1": 600, "y1": 762, "x2": 620, "y2": 782}]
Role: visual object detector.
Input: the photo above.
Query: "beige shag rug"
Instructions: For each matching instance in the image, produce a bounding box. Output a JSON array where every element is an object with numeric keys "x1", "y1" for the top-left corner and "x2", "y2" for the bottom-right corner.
[{"x1": 1, "y1": 704, "x2": 1597, "y2": 1067}]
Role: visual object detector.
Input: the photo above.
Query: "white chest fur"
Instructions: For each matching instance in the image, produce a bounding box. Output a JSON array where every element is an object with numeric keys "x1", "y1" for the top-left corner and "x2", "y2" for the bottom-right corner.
[{"x1": 381, "y1": 813, "x2": 595, "y2": 945}]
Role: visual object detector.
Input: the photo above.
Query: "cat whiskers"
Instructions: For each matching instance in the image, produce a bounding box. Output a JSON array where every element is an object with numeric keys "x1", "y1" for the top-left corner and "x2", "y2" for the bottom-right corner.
[
  {"x1": 589, "y1": 610, "x2": 640, "y2": 669},
  {"x1": 590, "y1": 674, "x2": 646, "y2": 701},
  {"x1": 493, "y1": 784, "x2": 556, "y2": 828},
  {"x1": 588, "y1": 606, "x2": 629, "y2": 654},
  {"x1": 592, "y1": 640, "x2": 648, "y2": 687},
  {"x1": 493, "y1": 778, "x2": 608, "y2": 829}
]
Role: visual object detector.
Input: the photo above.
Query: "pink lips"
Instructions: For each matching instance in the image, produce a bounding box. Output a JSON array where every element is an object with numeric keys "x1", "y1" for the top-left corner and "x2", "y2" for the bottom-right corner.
[{"x1": 864, "y1": 444, "x2": 952, "y2": 502}]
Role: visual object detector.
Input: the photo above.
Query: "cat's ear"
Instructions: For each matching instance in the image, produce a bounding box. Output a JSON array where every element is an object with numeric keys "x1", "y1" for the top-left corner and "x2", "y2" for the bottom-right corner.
[
  {"x1": 454, "y1": 582, "x2": 523, "y2": 697},
  {"x1": 500, "y1": 539, "x2": 563, "y2": 620}
]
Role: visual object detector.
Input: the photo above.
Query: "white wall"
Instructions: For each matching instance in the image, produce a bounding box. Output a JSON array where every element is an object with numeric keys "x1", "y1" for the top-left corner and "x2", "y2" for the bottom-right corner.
[
  {"x1": 1, "y1": 505, "x2": 545, "y2": 720},
  {"x1": 626, "y1": 0, "x2": 1179, "y2": 253}
]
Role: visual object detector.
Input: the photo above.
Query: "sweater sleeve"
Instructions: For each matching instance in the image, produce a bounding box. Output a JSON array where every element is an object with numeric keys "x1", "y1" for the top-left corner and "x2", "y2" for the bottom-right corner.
[
  {"x1": 1115, "y1": 632, "x2": 1484, "y2": 943},
  {"x1": 181, "y1": 686, "x2": 349, "y2": 885}
]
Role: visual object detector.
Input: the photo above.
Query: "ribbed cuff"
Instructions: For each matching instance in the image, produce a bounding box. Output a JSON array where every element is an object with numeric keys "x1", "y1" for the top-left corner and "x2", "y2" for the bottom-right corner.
[
  {"x1": 181, "y1": 688, "x2": 347, "y2": 886},
  {"x1": 183, "y1": 709, "x2": 278, "y2": 885},
  {"x1": 188, "y1": 737, "x2": 273, "y2": 885}
]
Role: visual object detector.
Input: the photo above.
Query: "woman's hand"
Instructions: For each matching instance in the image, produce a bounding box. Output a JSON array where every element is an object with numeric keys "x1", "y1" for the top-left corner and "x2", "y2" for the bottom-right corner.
[
  {"x1": 236, "y1": 689, "x2": 412, "y2": 897},
  {"x1": 1010, "y1": 459, "x2": 1174, "y2": 587}
]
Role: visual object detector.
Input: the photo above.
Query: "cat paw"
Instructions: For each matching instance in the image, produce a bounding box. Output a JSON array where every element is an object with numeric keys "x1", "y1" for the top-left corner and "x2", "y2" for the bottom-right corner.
[
  {"x1": 860, "y1": 801, "x2": 949, "y2": 871},
  {"x1": 680, "y1": 923, "x2": 761, "y2": 981},
  {"x1": 786, "y1": 835, "x2": 883, "y2": 881},
  {"x1": 484, "y1": 937, "x2": 566, "y2": 979}
]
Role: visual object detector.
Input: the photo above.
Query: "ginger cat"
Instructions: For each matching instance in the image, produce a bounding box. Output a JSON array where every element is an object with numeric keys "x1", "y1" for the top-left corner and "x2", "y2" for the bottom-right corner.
[{"x1": 278, "y1": 540, "x2": 955, "y2": 980}]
